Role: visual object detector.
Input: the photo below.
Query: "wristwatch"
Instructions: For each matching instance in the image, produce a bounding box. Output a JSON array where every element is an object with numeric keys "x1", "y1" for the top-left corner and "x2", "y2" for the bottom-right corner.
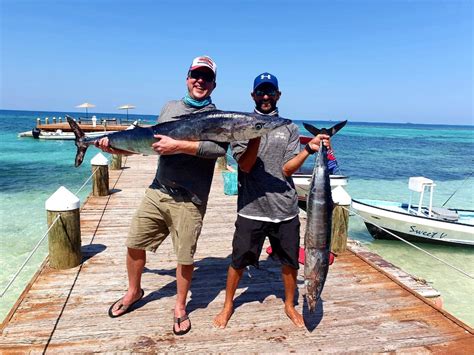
[{"x1": 305, "y1": 144, "x2": 316, "y2": 155}]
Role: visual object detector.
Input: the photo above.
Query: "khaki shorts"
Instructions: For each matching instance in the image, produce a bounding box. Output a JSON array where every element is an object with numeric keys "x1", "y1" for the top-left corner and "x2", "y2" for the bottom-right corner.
[{"x1": 126, "y1": 188, "x2": 207, "y2": 265}]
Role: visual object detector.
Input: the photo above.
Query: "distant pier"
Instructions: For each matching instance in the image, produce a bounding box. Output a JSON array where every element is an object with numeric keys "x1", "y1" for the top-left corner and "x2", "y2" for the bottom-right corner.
[{"x1": 0, "y1": 155, "x2": 472, "y2": 353}]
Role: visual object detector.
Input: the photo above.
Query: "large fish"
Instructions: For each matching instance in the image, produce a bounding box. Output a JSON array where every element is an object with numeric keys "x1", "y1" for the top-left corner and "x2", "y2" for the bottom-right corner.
[
  {"x1": 303, "y1": 120, "x2": 347, "y2": 312},
  {"x1": 67, "y1": 111, "x2": 291, "y2": 167}
]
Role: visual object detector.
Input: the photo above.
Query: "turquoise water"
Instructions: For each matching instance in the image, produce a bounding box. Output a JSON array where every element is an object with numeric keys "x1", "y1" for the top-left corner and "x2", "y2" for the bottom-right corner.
[{"x1": 1, "y1": 110, "x2": 473, "y2": 326}]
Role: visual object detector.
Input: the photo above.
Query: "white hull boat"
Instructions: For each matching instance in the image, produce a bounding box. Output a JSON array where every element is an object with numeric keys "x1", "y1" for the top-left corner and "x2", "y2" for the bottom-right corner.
[
  {"x1": 351, "y1": 177, "x2": 474, "y2": 246},
  {"x1": 18, "y1": 130, "x2": 112, "y2": 140},
  {"x1": 294, "y1": 174, "x2": 349, "y2": 202}
]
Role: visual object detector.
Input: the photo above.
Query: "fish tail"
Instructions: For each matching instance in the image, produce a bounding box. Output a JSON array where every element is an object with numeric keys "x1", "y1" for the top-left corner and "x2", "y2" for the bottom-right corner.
[
  {"x1": 303, "y1": 120, "x2": 348, "y2": 137},
  {"x1": 303, "y1": 122, "x2": 321, "y2": 136},
  {"x1": 66, "y1": 115, "x2": 88, "y2": 167}
]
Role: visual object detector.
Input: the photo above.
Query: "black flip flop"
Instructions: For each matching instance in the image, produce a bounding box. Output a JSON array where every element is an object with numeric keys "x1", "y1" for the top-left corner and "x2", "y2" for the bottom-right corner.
[
  {"x1": 108, "y1": 289, "x2": 144, "y2": 318},
  {"x1": 173, "y1": 314, "x2": 191, "y2": 336}
]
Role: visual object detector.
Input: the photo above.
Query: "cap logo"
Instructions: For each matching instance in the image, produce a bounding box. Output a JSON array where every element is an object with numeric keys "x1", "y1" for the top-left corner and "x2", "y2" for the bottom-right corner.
[
  {"x1": 261, "y1": 74, "x2": 271, "y2": 80},
  {"x1": 198, "y1": 57, "x2": 213, "y2": 66}
]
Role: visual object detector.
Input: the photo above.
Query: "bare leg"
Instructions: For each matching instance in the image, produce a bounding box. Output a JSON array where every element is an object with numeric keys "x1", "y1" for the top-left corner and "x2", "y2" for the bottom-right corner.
[
  {"x1": 213, "y1": 266, "x2": 244, "y2": 328},
  {"x1": 174, "y1": 264, "x2": 194, "y2": 333},
  {"x1": 282, "y1": 265, "x2": 305, "y2": 328},
  {"x1": 109, "y1": 247, "x2": 146, "y2": 316}
]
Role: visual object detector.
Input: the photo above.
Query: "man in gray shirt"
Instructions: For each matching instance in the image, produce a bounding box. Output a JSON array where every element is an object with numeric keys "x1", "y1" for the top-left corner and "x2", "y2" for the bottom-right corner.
[
  {"x1": 213, "y1": 72, "x2": 331, "y2": 328},
  {"x1": 100, "y1": 56, "x2": 226, "y2": 336}
]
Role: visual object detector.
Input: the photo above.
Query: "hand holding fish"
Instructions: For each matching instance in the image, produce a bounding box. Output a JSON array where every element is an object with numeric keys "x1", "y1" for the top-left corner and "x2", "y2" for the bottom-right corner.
[
  {"x1": 152, "y1": 134, "x2": 199, "y2": 155},
  {"x1": 307, "y1": 134, "x2": 331, "y2": 153},
  {"x1": 94, "y1": 137, "x2": 133, "y2": 155}
]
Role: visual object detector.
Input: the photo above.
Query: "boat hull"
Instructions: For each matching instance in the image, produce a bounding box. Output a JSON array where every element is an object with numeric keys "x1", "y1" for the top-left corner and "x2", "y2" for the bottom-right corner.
[
  {"x1": 352, "y1": 199, "x2": 474, "y2": 246},
  {"x1": 294, "y1": 174, "x2": 348, "y2": 202}
]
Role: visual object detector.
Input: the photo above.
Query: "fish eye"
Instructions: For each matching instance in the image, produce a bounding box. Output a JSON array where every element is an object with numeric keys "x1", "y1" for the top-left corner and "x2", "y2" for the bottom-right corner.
[{"x1": 255, "y1": 123, "x2": 263, "y2": 130}]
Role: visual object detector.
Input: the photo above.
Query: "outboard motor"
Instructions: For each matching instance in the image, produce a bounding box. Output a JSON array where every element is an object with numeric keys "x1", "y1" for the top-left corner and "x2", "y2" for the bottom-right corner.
[{"x1": 32, "y1": 128, "x2": 41, "y2": 139}]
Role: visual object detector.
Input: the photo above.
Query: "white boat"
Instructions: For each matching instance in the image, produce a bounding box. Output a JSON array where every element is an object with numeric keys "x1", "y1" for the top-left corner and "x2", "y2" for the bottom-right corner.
[
  {"x1": 18, "y1": 129, "x2": 113, "y2": 140},
  {"x1": 351, "y1": 177, "x2": 474, "y2": 246},
  {"x1": 294, "y1": 174, "x2": 349, "y2": 202}
]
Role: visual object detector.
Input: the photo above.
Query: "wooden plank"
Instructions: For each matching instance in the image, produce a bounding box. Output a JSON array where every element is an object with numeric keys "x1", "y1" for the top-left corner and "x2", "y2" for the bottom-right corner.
[{"x1": 1, "y1": 154, "x2": 472, "y2": 353}]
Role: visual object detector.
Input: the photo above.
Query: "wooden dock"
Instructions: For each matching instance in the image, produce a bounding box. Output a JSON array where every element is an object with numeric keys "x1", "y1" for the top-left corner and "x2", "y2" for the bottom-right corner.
[
  {"x1": 35, "y1": 122, "x2": 135, "y2": 133},
  {"x1": 1, "y1": 154, "x2": 473, "y2": 353}
]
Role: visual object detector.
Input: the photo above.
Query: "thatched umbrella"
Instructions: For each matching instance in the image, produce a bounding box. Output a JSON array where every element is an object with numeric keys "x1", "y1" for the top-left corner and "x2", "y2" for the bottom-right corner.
[
  {"x1": 76, "y1": 102, "x2": 96, "y2": 119},
  {"x1": 118, "y1": 104, "x2": 136, "y2": 120}
]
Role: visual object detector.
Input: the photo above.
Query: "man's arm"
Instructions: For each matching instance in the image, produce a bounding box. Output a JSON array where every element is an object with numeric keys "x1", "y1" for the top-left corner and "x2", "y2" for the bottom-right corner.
[
  {"x1": 236, "y1": 137, "x2": 261, "y2": 173},
  {"x1": 282, "y1": 134, "x2": 330, "y2": 177},
  {"x1": 152, "y1": 135, "x2": 199, "y2": 155},
  {"x1": 94, "y1": 137, "x2": 135, "y2": 155}
]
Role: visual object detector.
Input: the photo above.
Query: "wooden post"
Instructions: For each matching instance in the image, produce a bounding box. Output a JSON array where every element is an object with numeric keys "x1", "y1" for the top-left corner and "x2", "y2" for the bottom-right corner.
[
  {"x1": 58, "y1": 117, "x2": 62, "y2": 123},
  {"x1": 45, "y1": 117, "x2": 49, "y2": 124},
  {"x1": 91, "y1": 153, "x2": 109, "y2": 196},
  {"x1": 217, "y1": 155, "x2": 227, "y2": 170},
  {"x1": 110, "y1": 154, "x2": 122, "y2": 170},
  {"x1": 330, "y1": 182, "x2": 351, "y2": 253},
  {"x1": 331, "y1": 204, "x2": 349, "y2": 253},
  {"x1": 45, "y1": 186, "x2": 82, "y2": 269},
  {"x1": 37, "y1": 118, "x2": 41, "y2": 126},
  {"x1": 53, "y1": 117, "x2": 56, "y2": 124}
]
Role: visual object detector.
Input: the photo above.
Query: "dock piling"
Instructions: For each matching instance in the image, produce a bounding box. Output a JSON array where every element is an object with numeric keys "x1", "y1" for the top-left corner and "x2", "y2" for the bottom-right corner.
[
  {"x1": 217, "y1": 155, "x2": 227, "y2": 170},
  {"x1": 91, "y1": 153, "x2": 109, "y2": 196},
  {"x1": 45, "y1": 186, "x2": 82, "y2": 269},
  {"x1": 330, "y1": 180, "x2": 351, "y2": 253},
  {"x1": 110, "y1": 154, "x2": 122, "y2": 170}
]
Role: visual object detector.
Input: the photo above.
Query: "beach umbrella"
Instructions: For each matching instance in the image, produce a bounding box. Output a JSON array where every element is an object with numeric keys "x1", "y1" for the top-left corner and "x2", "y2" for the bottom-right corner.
[
  {"x1": 76, "y1": 102, "x2": 96, "y2": 119},
  {"x1": 118, "y1": 104, "x2": 136, "y2": 120}
]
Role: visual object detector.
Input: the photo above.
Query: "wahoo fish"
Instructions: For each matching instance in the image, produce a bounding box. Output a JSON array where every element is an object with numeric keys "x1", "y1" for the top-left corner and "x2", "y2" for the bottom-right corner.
[
  {"x1": 303, "y1": 120, "x2": 347, "y2": 312},
  {"x1": 67, "y1": 111, "x2": 291, "y2": 167}
]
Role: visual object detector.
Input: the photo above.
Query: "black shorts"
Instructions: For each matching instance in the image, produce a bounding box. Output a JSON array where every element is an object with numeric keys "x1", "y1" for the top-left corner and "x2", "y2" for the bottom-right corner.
[{"x1": 231, "y1": 215, "x2": 300, "y2": 270}]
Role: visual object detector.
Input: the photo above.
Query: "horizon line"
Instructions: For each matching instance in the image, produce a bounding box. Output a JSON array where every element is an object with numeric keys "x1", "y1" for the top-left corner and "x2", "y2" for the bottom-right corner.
[{"x1": 0, "y1": 108, "x2": 472, "y2": 127}]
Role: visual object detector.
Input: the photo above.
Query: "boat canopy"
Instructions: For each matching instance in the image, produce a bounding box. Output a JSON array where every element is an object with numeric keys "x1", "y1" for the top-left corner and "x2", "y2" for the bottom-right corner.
[{"x1": 408, "y1": 176, "x2": 436, "y2": 217}]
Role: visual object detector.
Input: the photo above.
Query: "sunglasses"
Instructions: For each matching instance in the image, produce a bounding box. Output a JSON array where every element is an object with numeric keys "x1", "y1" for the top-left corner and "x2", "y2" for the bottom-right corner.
[
  {"x1": 189, "y1": 70, "x2": 215, "y2": 83},
  {"x1": 254, "y1": 89, "x2": 277, "y2": 97}
]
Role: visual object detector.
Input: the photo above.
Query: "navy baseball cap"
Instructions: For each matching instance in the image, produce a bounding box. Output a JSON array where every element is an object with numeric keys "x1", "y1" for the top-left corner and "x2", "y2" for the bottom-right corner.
[{"x1": 253, "y1": 72, "x2": 278, "y2": 91}]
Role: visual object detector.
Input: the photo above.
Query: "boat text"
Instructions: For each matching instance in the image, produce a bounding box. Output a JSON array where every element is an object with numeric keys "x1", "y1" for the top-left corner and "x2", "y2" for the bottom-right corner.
[{"x1": 409, "y1": 226, "x2": 447, "y2": 239}]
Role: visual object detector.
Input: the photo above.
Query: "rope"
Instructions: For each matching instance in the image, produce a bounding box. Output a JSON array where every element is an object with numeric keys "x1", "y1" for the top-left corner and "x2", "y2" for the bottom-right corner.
[
  {"x1": 74, "y1": 166, "x2": 99, "y2": 195},
  {"x1": 1, "y1": 166, "x2": 101, "y2": 297},
  {"x1": 345, "y1": 205, "x2": 474, "y2": 279},
  {"x1": 0, "y1": 215, "x2": 61, "y2": 297}
]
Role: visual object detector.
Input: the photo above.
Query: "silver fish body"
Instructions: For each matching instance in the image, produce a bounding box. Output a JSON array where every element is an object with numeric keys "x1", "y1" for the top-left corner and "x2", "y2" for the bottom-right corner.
[
  {"x1": 67, "y1": 110, "x2": 291, "y2": 167},
  {"x1": 303, "y1": 120, "x2": 347, "y2": 312},
  {"x1": 304, "y1": 143, "x2": 333, "y2": 312}
]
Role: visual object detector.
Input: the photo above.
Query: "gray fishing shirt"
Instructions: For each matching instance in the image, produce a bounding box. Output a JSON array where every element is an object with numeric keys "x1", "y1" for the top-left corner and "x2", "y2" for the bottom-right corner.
[
  {"x1": 151, "y1": 100, "x2": 228, "y2": 205},
  {"x1": 231, "y1": 121, "x2": 300, "y2": 221}
]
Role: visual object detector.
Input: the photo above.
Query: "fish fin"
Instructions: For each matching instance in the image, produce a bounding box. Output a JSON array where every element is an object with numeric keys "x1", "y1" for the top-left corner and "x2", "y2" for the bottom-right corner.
[
  {"x1": 170, "y1": 109, "x2": 221, "y2": 119},
  {"x1": 66, "y1": 115, "x2": 88, "y2": 167},
  {"x1": 303, "y1": 122, "x2": 321, "y2": 136},
  {"x1": 303, "y1": 120, "x2": 347, "y2": 137},
  {"x1": 328, "y1": 120, "x2": 347, "y2": 136}
]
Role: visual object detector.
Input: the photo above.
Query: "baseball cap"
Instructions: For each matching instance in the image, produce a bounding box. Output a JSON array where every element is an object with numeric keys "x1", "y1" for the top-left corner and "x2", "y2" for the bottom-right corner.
[
  {"x1": 253, "y1": 72, "x2": 278, "y2": 91},
  {"x1": 189, "y1": 56, "x2": 217, "y2": 76}
]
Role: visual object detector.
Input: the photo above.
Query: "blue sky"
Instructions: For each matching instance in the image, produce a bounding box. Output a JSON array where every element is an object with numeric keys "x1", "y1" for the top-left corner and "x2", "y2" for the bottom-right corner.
[{"x1": 1, "y1": 0, "x2": 472, "y2": 125}]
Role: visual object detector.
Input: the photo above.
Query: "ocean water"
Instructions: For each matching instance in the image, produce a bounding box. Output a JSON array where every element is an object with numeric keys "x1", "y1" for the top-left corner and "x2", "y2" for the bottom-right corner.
[{"x1": 1, "y1": 110, "x2": 473, "y2": 326}]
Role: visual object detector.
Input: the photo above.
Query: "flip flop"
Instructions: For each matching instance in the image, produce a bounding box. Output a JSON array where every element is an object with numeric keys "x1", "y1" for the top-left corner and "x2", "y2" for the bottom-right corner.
[
  {"x1": 108, "y1": 288, "x2": 144, "y2": 318},
  {"x1": 173, "y1": 314, "x2": 191, "y2": 336}
]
